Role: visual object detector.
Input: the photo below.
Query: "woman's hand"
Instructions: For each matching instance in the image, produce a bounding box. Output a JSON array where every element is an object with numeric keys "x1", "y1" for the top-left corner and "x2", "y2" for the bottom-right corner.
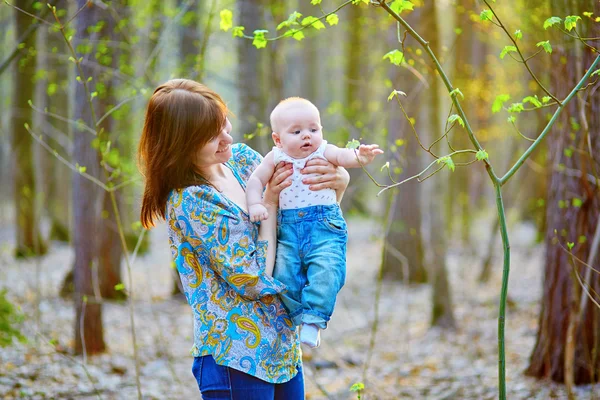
[
  {"x1": 263, "y1": 162, "x2": 293, "y2": 208},
  {"x1": 301, "y1": 159, "x2": 350, "y2": 203}
]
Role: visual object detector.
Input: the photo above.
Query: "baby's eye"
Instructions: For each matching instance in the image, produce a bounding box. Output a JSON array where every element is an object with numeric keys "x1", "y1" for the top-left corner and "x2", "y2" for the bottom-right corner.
[
  {"x1": 310, "y1": 128, "x2": 318, "y2": 133},
  {"x1": 293, "y1": 130, "x2": 301, "y2": 135}
]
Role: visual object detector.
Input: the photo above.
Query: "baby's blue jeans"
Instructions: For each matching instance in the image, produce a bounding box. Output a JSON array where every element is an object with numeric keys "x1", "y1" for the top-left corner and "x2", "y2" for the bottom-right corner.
[{"x1": 274, "y1": 204, "x2": 347, "y2": 329}]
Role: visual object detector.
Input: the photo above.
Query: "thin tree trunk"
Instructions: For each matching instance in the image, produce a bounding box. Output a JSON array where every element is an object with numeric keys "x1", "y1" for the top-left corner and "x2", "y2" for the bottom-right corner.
[
  {"x1": 525, "y1": 0, "x2": 600, "y2": 383},
  {"x1": 12, "y1": 2, "x2": 47, "y2": 258},
  {"x1": 72, "y1": 0, "x2": 105, "y2": 355}
]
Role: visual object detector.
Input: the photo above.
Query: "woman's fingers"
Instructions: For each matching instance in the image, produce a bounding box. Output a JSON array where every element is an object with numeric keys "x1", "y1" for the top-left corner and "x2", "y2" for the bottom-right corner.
[{"x1": 271, "y1": 162, "x2": 293, "y2": 187}]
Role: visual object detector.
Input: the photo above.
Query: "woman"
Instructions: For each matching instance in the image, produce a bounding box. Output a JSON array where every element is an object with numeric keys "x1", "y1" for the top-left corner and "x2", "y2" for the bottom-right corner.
[{"x1": 138, "y1": 79, "x2": 349, "y2": 399}]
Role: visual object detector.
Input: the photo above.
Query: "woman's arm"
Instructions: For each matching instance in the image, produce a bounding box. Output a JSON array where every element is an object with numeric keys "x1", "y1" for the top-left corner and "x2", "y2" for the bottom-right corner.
[
  {"x1": 258, "y1": 162, "x2": 293, "y2": 276},
  {"x1": 300, "y1": 159, "x2": 350, "y2": 203}
]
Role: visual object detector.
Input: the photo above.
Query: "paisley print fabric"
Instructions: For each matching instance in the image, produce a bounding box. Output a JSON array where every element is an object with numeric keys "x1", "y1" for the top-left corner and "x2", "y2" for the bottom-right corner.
[{"x1": 166, "y1": 143, "x2": 301, "y2": 383}]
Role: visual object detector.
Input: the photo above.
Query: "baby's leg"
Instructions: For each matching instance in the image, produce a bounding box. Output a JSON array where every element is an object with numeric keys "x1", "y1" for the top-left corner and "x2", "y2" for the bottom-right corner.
[
  {"x1": 301, "y1": 210, "x2": 347, "y2": 330},
  {"x1": 274, "y1": 221, "x2": 304, "y2": 327}
]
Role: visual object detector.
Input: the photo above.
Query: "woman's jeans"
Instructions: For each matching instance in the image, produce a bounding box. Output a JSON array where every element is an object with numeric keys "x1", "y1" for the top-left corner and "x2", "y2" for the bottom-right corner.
[{"x1": 192, "y1": 355, "x2": 305, "y2": 399}]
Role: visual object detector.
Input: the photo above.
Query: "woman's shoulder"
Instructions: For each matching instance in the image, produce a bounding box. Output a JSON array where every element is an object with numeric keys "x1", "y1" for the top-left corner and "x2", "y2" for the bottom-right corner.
[{"x1": 230, "y1": 143, "x2": 263, "y2": 178}]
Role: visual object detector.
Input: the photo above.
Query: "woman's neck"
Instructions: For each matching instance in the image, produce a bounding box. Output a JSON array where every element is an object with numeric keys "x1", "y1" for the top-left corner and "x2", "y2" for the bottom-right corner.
[{"x1": 196, "y1": 163, "x2": 227, "y2": 182}]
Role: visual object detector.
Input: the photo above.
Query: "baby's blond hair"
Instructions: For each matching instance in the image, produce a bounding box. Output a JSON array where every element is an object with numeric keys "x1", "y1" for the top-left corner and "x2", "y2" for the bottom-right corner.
[{"x1": 270, "y1": 97, "x2": 319, "y2": 133}]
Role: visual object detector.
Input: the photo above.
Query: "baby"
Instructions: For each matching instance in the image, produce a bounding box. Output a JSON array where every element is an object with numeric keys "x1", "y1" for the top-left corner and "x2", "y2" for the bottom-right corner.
[{"x1": 246, "y1": 97, "x2": 383, "y2": 347}]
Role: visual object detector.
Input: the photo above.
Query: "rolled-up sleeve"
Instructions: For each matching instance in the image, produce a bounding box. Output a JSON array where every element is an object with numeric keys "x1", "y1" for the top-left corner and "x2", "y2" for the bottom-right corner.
[{"x1": 170, "y1": 187, "x2": 286, "y2": 300}]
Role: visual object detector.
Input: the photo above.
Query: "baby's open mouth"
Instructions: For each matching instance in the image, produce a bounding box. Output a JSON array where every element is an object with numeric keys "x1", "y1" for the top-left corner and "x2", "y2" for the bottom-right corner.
[{"x1": 301, "y1": 143, "x2": 311, "y2": 149}]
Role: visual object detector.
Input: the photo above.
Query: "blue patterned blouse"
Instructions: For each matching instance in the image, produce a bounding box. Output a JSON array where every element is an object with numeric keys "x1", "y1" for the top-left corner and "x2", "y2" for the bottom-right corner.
[{"x1": 166, "y1": 143, "x2": 301, "y2": 383}]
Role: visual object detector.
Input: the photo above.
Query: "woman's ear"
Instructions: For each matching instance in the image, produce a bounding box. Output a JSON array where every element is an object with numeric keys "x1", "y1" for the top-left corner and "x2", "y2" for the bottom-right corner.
[{"x1": 272, "y1": 132, "x2": 283, "y2": 148}]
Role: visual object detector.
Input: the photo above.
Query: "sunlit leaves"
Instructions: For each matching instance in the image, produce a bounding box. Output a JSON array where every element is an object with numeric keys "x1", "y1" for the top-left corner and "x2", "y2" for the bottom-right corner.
[
  {"x1": 437, "y1": 156, "x2": 455, "y2": 172},
  {"x1": 564, "y1": 15, "x2": 581, "y2": 31},
  {"x1": 448, "y1": 114, "x2": 464, "y2": 128},
  {"x1": 232, "y1": 26, "x2": 245, "y2": 38},
  {"x1": 514, "y1": 30, "x2": 522, "y2": 40},
  {"x1": 449, "y1": 88, "x2": 464, "y2": 99},
  {"x1": 346, "y1": 139, "x2": 360, "y2": 149},
  {"x1": 583, "y1": 12, "x2": 593, "y2": 18},
  {"x1": 480, "y1": 10, "x2": 493, "y2": 22},
  {"x1": 277, "y1": 11, "x2": 302, "y2": 30},
  {"x1": 387, "y1": 89, "x2": 406, "y2": 101},
  {"x1": 536, "y1": 40, "x2": 552, "y2": 54},
  {"x1": 499, "y1": 45, "x2": 517, "y2": 59},
  {"x1": 564, "y1": 148, "x2": 573, "y2": 157},
  {"x1": 592, "y1": 69, "x2": 600, "y2": 77},
  {"x1": 542, "y1": 96, "x2": 552, "y2": 103},
  {"x1": 301, "y1": 16, "x2": 326, "y2": 30},
  {"x1": 383, "y1": 50, "x2": 405, "y2": 66},
  {"x1": 326, "y1": 13, "x2": 339, "y2": 26},
  {"x1": 523, "y1": 95, "x2": 542, "y2": 108},
  {"x1": 507, "y1": 103, "x2": 524, "y2": 113},
  {"x1": 492, "y1": 94, "x2": 510, "y2": 113},
  {"x1": 252, "y1": 30, "x2": 268, "y2": 49},
  {"x1": 352, "y1": 0, "x2": 369, "y2": 4},
  {"x1": 219, "y1": 9, "x2": 233, "y2": 32},
  {"x1": 543, "y1": 16, "x2": 561, "y2": 29},
  {"x1": 476, "y1": 150, "x2": 489, "y2": 161},
  {"x1": 311, "y1": 0, "x2": 322, "y2": 4},
  {"x1": 567, "y1": 242, "x2": 575, "y2": 250},
  {"x1": 350, "y1": 382, "x2": 365, "y2": 392},
  {"x1": 390, "y1": 0, "x2": 414, "y2": 15}
]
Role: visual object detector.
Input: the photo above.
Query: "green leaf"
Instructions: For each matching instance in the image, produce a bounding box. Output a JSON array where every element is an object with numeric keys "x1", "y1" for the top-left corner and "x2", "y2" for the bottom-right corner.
[
  {"x1": 583, "y1": 11, "x2": 593, "y2": 18},
  {"x1": 383, "y1": 49, "x2": 405, "y2": 66},
  {"x1": 350, "y1": 382, "x2": 365, "y2": 392},
  {"x1": 499, "y1": 45, "x2": 517, "y2": 59},
  {"x1": 455, "y1": 27, "x2": 463, "y2": 35},
  {"x1": 346, "y1": 139, "x2": 360, "y2": 149},
  {"x1": 219, "y1": 9, "x2": 233, "y2": 31},
  {"x1": 291, "y1": 30, "x2": 305, "y2": 41},
  {"x1": 277, "y1": 11, "x2": 302, "y2": 31},
  {"x1": 543, "y1": 16, "x2": 562, "y2": 29},
  {"x1": 492, "y1": 94, "x2": 510, "y2": 113},
  {"x1": 536, "y1": 40, "x2": 552, "y2": 54},
  {"x1": 326, "y1": 13, "x2": 339, "y2": 26},
  {"x1": 311, "y1": 0, "x2": 322, "y2": 4},
  {"x1": 514, "y1": 29, "x2": 522, "y2": 40},
  {"x1": 542, "y1": 96, "x2": 552, "y2": 103},
  {"x1": 564, "y1": 15, "x2": 581, "y2": 31},
  {"x1": 47, "y1": 83, "x2": 57, "y2": 96},
  {"x1": 448, "y1": 114, "x2": 464, "y2": 128},
  {"x1": 449, "y1": 88, "x2": 464, "y2": 99},
  {"x1": 232, "y1": 26, "x2": 245, "y2": 38},
  {"x1": 572, "y1": 198, "x2": 583, "y2": 207},
  {"x1": 91, "y1": 91, "x2": 98, "y2": 99},
  {"x1": 78, "y1": 165, "x2": 87, "y2": 174},
  {"x1": 380, "y1": 161, "x2": 390, "y2": 172},
  {"x1": 480, "y1": 10, "x2": 493, "y2": 22},
  {"x1": 301, "y1": 16, "x2": 326, "y2": 30},
  {"x1": 591, "y1": 69, "x2": 600, "y2": 77},
  {"x1": 564, "y1": 148, "x2": 573, "y2": 157},
  {"x1": 579, "y1": 235, "x2": 587, "y2": 243},
  {"x1": 567, "y1": 242, "x2": 574, "y2": 250},
  {"x1": 387, "y1": 89, "x2": 406, "y2": 101},
  {"x1": 437, "y1": 156, "x2": 455, "y2": 172},
  {"x1": 390, "y1": 0, "x2": 414, "y2": 15},
  {"x1": 523, "y1": 95, "x2": 542, "y2": 108},
  {"x1": 507, "y1": 102, "x2": 524, "y2": 113},
  {"x1": 252, "y1": 30, "x2": 268, "y2": 49},
  {"x1": 476, "y1": 150, "x2": 489, "y2": 161},
  {"x1": 114, "y1": 283, "x2": 125, "y2": 291}
]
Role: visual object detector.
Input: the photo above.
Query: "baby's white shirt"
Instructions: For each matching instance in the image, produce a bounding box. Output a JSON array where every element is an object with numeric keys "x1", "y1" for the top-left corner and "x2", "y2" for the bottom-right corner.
[{"x1": 272, "y1": 140, "x2": 337, "y2": 210}]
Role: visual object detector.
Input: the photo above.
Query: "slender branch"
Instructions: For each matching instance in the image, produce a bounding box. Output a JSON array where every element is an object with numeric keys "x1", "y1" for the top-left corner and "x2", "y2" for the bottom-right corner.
[
  {"x1": 500, "y1": 55, "x2": 600, "y2": 185},
  {"x1": 509, "y1": 119, "x2": 535, "y2": 142},
  {"x1": 393, "y1": 94, "x2": 439, "y2": 158},
  {"x1": 29, "y1": 101, "x2": 97, "y2": 135},
  {"x1": 96, "y1": 95, "x2": 142, "y2": 127},
  {"x1": 482, "y1": 0, "x2": 562, "y2": 105}
]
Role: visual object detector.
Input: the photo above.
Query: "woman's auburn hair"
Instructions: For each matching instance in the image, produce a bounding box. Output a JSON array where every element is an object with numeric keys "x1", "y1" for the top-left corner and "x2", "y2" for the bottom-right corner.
[{"x1": 138, "y1": 79, "x2": 228, "y2": 229}]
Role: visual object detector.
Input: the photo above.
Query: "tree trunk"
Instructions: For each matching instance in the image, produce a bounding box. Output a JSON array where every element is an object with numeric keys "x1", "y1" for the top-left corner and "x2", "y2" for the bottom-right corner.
[
  {"x1": 177, "y1": 0, "x2": 201, "y2": 78},
  {"x1": 12, "y1": 2, "x2": 47, "y2": 258},
  {"x1": 237, "y1": 0, "x2": 268, "y2": 153},
  {"x1": 45, "y1": 0, "x2": 71, "y2": 243},
  {"x1": 380, "y1": 8, "x2": 426, "y2": 283},
  {"x1": 426, "y1": 0, "x2": 455, "y2": 328},
  {"x1": 525, "y1": 0, "x2": 600, "y2": 383},
  {"x1": 72, "y1": 0, "x2": 105, "y2": 355}
]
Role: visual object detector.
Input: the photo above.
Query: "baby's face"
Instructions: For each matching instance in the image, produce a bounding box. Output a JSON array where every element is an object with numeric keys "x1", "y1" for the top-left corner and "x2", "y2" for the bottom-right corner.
[{"x1": 273, "y1": 102, "x2": 323, "y2": 159}]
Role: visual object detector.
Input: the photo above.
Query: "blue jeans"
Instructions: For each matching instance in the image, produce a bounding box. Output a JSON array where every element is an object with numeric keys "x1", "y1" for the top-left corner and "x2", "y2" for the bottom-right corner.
[
  {"x1": 274, "y1": 204, "x2": 347, "y2": 329},
  {"x1": 192, "y1": 355, "x2": 304, "y2": 399}
]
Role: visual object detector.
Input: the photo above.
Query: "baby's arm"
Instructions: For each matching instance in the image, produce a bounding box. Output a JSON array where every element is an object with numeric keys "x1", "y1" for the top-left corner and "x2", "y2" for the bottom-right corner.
[
  {"x1": 246, "y1": 151, "x2": 277, "y2": 222},
  {"x1": 323, "y1": 143, "x2": 384, "y2": 168}
]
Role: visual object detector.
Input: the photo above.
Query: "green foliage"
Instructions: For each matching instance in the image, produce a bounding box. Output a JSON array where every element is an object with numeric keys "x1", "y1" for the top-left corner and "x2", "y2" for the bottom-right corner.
[
  {"x1": 326, "y1": 13, "x2": 339, "y2": 26},
  {"x1": 383, "y1": 50, "x2": 405, "y2": 66},
  {"x1": 567, "y1": 242, "x2": 575, "y2": 250},
  {"x1": 277, "y1": 11, "x2": 302, "y2": 30},
  {"x1": 252, "y1": 30, "x2": 268, "y2": 49},
  {"x1": 514, "y1": 30, "x2": 522, "y2": 40},
  {"x1": 387, "y1": 89, "x2": 406, "y2": 101},
  {"x1": 523, "y1": 95, "x2": 542, "y2": 107},
  {"x1": 564, "y1": 15, "x2": 581, "y2": 31},
  {"x1": 449, "y1": 88, "x2": 464, "y2": 99},
  {"x1": 572, "y1": 198, "x2": 582, "y2": 208},
  {"x1": 302, "y1": 16, "x2": 326, "y2": 30},
  {"x1": 591, "y1": 69, "x2": 600, "y2": 77},
  {"x1": 0, "y1": 290, "x2": 26, "y2": 347},
  {"x1": 350, "y1": 382, "x2": 365, "y2": 399},
  {"x1": 346, "y1": 139, "x2": 360, "y2": 149},
  {"x1": 543, "y1": 16, "x2": 562, "y2": 29},
  {"x1": 311, "y1": 0, "x2": 322, "y2": 4},
  {"x1": 499, "y1": 45, "x2": 517, "y2": 59},
  {"x1": 536, "y1": 40, "x2": 552, "y2": 54},
  {"x1": 480, "y1": 10, "x2": 493, "y2": 22},
  {"x1": 448, "y1": 114, "x2": 465, "y2": 128},
  {"x1": 507, "y1": 102, "x2": 524, "y2": 113},
  {"x1": 232, "y1": 26, "x2": 245, "y2": 38},
  {"x1": 492, "y1": 94, "x2": 510, "y2": 113},
  {"x1": 437, "y1": 156, "x2": 455, "y2": 172},
  {"x1": 476, "y1": 150, "x2": 489, "y2": 161},
  {"x1": 389, "y1": 0, "x2": 414, "y2": 15},
  {"x1": 220, "y1": 9, "x2": 233, "y2": 31}
]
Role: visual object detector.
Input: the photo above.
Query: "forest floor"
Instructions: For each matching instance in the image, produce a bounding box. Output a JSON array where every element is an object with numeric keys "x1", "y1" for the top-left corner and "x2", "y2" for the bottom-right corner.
[{"x1": 0, "y1": 213, "x2": 597, "y2": 400}]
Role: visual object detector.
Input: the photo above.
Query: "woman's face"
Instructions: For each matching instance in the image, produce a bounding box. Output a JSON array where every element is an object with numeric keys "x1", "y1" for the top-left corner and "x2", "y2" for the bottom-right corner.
[{"x1": 194, "y1": 117, "x2": 233, "y2": 170}]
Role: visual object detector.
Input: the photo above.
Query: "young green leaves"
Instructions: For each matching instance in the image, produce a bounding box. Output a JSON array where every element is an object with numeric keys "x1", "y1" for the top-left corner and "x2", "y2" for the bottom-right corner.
[
  {"x1": 448, "y1": 114, "x2": 465, "y2": 128},
  {"x1": 499, "y1": 46, "x2": 517, "y2": 59},
  {"x1": 536, "y1": 40, "x2": 552, "y2": 54},
  {"x1": 492, "y1": 94, "x2": 510, "y2": 113},
  {"x1": 383, "y1": 50, "x2": 405, "y2": 66},
  {"x1": 437, "y1": 156, "x2": 455, "y2": 172}
]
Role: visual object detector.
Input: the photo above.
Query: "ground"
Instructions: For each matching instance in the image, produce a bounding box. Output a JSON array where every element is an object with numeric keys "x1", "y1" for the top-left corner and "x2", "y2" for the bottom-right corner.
[{"x1": 0, "y1": 214, "x2": 596, "y2": 399}]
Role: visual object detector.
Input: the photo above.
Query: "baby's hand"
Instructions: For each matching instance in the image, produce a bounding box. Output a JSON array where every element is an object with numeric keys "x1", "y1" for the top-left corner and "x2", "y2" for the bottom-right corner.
[
  {"x1": 356, "y1": 144, "x2": 384, "y2": 165},
  {"x1": 249, "y1": 204, "x2": 269, "y2": 222}
]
